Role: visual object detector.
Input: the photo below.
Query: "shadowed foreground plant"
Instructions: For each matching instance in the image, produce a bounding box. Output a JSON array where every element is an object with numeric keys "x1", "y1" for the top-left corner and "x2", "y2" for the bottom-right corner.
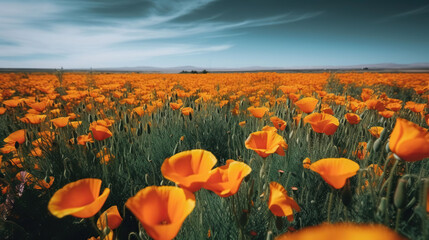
[
  {"x1": 125, "y1": 186, "x2": 195, "y2": 240},
  {"x1": 275, "y1": 223, "x2": 407, "y2": 240}
]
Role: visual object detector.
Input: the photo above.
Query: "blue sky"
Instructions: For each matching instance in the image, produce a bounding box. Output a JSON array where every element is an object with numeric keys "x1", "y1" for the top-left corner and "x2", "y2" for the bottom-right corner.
[{"x1": 0, "y1": 0, "x2": 428, "y2": 68}]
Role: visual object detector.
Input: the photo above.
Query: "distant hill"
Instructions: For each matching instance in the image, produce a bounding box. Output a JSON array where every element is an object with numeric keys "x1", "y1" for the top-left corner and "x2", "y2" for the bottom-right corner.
[{"x1": 1, "y1": 63, "x2": 429, "y2": 73}]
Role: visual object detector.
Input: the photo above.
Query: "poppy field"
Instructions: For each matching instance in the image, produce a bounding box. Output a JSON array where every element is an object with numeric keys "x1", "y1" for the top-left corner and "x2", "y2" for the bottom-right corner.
[{"x1": 0, "y1": 71, "x2": 428, "y2": 240}]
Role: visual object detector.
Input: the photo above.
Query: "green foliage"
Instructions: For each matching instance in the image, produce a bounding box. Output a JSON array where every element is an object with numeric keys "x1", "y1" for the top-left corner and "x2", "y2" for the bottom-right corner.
[{"x1": 0, "y1": 76, "x2": 428, "y2": 240}]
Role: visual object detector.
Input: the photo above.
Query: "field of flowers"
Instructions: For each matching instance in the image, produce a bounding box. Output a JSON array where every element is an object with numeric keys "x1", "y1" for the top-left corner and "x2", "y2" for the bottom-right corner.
[{"x1": 0, "y1": 71, "x2": 428, "y2": 240}]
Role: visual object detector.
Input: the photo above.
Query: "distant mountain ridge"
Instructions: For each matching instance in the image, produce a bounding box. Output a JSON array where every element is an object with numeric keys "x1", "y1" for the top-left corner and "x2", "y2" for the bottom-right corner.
[
  {"x1": 1, "y1": 62, "x2": 428, "y2": 73},
  {"x1": 94, "y1": 62, "x2": 429, "y2": 72}
]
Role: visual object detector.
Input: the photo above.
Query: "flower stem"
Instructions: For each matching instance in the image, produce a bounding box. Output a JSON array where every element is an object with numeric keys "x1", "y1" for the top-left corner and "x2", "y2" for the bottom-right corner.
[{"x1": 327, "y1": 189, "x2": 334, "y2": 223}]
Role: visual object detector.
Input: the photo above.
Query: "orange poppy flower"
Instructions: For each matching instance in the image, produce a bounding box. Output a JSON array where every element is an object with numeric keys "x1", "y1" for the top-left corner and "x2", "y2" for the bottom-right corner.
[
  {"x1": 247, "y1": 106, "x2": 269, "y2": 118},
  {"x1": 4, "y1": 129, "x2": 26, "y2": 145},
  {"x1": 386, "y1": 102, "x2": 402, "y2": 112},
  {"x1": 91, "y1": 125, "x2": 113, "y2": 141},
  {"x1": 34, "y1": 176, "x2": 55, "y2": 190},
  {"x1": 245, "y1": 130, "x2": 288, "y2": 158},
  {"x1": 88, "y1": 231, "x2": 113, "y2": 240},
  {"x1": 97, "y1": 206, "x2": 123, "y2": 230},
  {"x1": 125, "y1": 186, "x2": 195, "y2": 240},
  {"x1": 275, "y1": 223, "x2": 406, "y2": 240},
  {"x1": 0, "y1": 107, "x2": 6, "y2": 115},
  {"x1": 20, "y1": 114, "x2": 47, "y2": 124},
  {"x1": 304, "y1": 113, "x2": 339, "y2": 135},
  {"x1": 405, "y1": 101, "x2": 425, "y2": 113},
  {"x1": 302, "y1": 158, "x2": 311, "y2": 169},
  {"x1": 51, "y1": 117, "x2": 70, "y2": 128},
  {"x1": 48, "y1": 178, "x2": 110, "y2": 218},
  {"x1": 344, "y1": 113, "x2": 361, "y2": 125},
  {"x1": 169, "y1": 102, "x2": 183, "y2": 110},
  {"x1": 239, "y1": 121, "x2": 246, "y2": 126},
  {"x1": 378, "y1": 110, "x2": 394, "y2": 118},
  {"x1": 310, "y1": 158, "x2": 360, "y2": 189},
  {"x1": 161, "y1": 149, "x2": 217, "y2": 192},
  {"x1": 29, "y1": 101, "x2": 47, "y2": 112},
  {"x1": 369, "y1": 126, "x2": 384, "y2": 138},
  {"x1": 365, "y1": 99, "x2": 385, "y2": 111},
  {"x1": 268, "y1": 182, "x2": 300, "y2": 221},
  {"x1": 389, "y1": 118, "x2": 429, "y2": 162},
  {"x1": 278, "y1": 86, "x2": 298, "y2": 94},
  {"x1": 270, "y1": 116, "x2": 287, "y2": 131},
  {"x1": 294, "y1": 97, "x2": 318, "y2": 114},
  {"x1": 203, "y1": 160, "x2": 251, "y2": 197},
  {"x1": 3, "y1": 99, "x2": 22, "y2": 108},
  {"x1": 181, "y1": 107, "x2": 194, "y2": 116},
  {"x1": 69, "y1": 121, "x2": 82, "y2": 129},
  {"x1": 289, "y1": 93, "x2": 301, "y2": 103}
]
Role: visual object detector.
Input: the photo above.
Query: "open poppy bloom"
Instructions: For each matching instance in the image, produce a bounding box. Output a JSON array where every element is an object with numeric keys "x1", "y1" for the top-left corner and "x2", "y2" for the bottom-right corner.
[
  {"x1": 310, "y1": 158, "x2": 360, "y2": 189},
  {"x1": 51, "y1": 116, "x2": 70, "y2": 128},
  {"x1": 20, "y1": 114, "x2": 47, "y2": 124},
  {"x1": 368, "y1": 126, "x2": 384, "y2": 139},
  {"x1": 275, "y1": 223, "x2": 406, "y2": 240},
  {"x1": 29, "y1": 101, "x2": 47, "y2": 112},
  {"x1": 389, "y1": 118, "x2": 429, "y2": 162},
  {"x1": 248, "y1": 106, "x2": 269, "y2": 118},
  {"x1": 181, "y1": 107, "x2": 194, "y2": 116},
  {"x1": 294, "y1": 97, "x2": 318, "y2": 113},
  {"x1": 91, "y1": 125, "x2": 113, "y2": 141},
  {"x1": 304, "y1": 113, "x2": 339, "y2": 135},
  {"x1": 344, "y1": 113, "x2": 361, "y2": 125},
  {"x1": 4, "y1": 129, "x2": 26, "y2": 145},
  {"x1": 3, "y1": 99, "x2": 22, "y2": 108},
  {"x1": 125, "y1": 186, "x2": 195, "y2": 240},
  {"x1": 169, "y1": 102, "x2": 183, "y2": 110},
  {"x1": 203, "y1": 160, "x2": 251, "y2": 197},
  {"x1": 97, "y1": 206, "x2": 123, "y2": 230},
  {"x1": 48, "y1": 178, "x2": 110, "y2": 218},
  {"x1": 268, "y1": 182, "x2": 300, "y2": 221},
  {"x1": 161, "y1": 149, "x2": 217, "y2": 192},
  {"x1": 378, "y1": 110, "x2": 394, "y2": 118},
  {"x1": 245, "y1": 130, "x2": 288, "y2": 158},
  {"x1": 270, "y1": 116, "x2": 287, "y2": 131}
]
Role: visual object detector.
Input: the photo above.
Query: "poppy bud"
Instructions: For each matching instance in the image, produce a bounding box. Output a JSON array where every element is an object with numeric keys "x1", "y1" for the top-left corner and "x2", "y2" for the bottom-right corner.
[
  {"x1": 373, "y1": 138, "x2": 382, "y2": 152},
  {"x1": 379, "y1": 128, "x2": 388, "y2": 140},
  {"x1": 394, "y1": 178, "x2": 408, "y2": 209},
  {"x1": 377, "y1": 197, "x2": 387, "y2": 217},
  {"x1": 385, "y1": 141, "x2": 390, "y2": 153}
]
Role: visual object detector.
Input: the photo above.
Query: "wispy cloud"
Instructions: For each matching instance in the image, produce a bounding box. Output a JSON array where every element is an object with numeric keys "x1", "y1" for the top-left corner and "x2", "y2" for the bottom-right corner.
[
  {"x1": 380, "y1": 4, "x2": 429, "y2": 22},
  {"x1": 0, "y1": 0, "x2": 322, "y2": 68}
]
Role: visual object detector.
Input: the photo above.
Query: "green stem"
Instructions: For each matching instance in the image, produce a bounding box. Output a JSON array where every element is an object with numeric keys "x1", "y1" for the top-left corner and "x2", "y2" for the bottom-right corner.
[
  {"x1": 327, "y1": 189, "x2": 334, "y2": 223},
  {"x1": 395, "y1": 208, "x2": 401, "y2": 231},
  {"x1": 384, "y1": 159, "x2": 399, "y2": 225}
]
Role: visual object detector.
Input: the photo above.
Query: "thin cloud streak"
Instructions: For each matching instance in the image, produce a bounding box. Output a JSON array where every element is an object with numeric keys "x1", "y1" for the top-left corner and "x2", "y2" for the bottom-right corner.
[
  {"x1": 0, "y1": 0, "x2": 323, "y2": 68},
  {"x1": 379, "y1": 4, "x2": 429, "y2": 22}
]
